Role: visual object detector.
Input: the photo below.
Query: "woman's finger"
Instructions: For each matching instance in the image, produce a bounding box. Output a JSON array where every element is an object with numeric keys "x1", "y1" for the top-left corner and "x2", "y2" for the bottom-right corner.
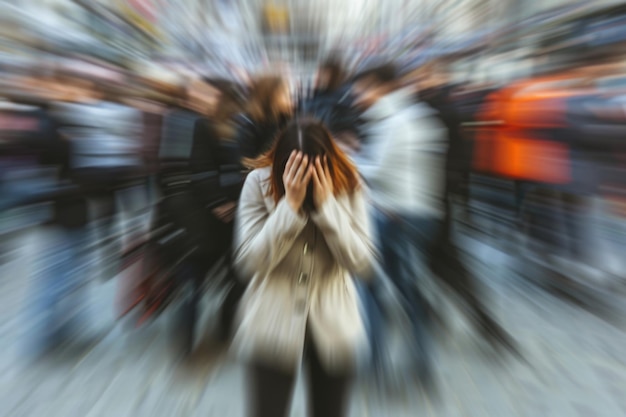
[
  {"x1": 302, "y1": 164, "x2": 313, "y2": 184},
  {"x1": 295, "y1": 155, "x2": 309, "y2": 183},
  {"x1": 322, "y1": 156, "x2": 330, "y2": 181},
  {"x1": 284, "y1": 150, "x2": 296, "y2": 179},
  {"x1": 287, "y1": 151, "x2": 302, "y2": 181},
  {"x1": 313, "y1": 158, "x2": 322, "y2": 181},
  {"x1": 315, "y1": 157, "x2": 326, "y2": 187},
  {"x1": 284, "y1": 152, "x2": 296, "y2": 183},
  {"x1": 312, "y1": 163, "x2": 322, "y2": 189}
]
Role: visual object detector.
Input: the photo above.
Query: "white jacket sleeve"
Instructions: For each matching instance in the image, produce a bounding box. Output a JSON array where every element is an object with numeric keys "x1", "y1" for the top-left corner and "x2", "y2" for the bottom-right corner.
[
  {"x1": 310, "y1": 187, "x2": 376, "y2": 278},
  {"x1": 351, "y1": 127, "x2": 392, "y2": 186},
  {"x1": 233, "y1": 170, "x2": 308, "y2": 281}
]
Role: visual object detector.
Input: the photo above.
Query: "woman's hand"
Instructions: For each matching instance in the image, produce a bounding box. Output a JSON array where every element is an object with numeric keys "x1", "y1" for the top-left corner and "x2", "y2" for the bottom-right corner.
[
  {"x1": 283, "y1": 151, "x2": 311, "y2": 213},
  {"x1": 312, "y1": 156, "x2": 333, "y2": 209}
]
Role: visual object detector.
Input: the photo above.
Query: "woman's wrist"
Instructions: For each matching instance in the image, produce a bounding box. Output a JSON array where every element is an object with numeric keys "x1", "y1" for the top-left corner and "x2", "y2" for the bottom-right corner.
[{"x1": 286, "y1": 196, "x2": 300, "y2": 213}]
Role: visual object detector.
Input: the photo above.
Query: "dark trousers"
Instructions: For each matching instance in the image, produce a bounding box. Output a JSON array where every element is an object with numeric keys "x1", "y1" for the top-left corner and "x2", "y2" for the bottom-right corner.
[{"x1": 248, "y1": 335, "x2": 352, "y2": 417}]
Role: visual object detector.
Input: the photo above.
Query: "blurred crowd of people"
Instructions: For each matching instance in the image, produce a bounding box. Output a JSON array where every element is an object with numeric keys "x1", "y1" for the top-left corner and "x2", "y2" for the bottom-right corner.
[
  {"x1": 3, "y1": 6, "x2": 626, "y2": 415},
  {"x1": 0, "y1": 52, "x2": 511, "y2": 413}
]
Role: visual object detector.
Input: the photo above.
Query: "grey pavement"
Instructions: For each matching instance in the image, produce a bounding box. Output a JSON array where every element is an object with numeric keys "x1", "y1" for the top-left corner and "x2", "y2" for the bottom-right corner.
[{"x1": 1, "y1": 226, "x2": 626, "y2": 417}]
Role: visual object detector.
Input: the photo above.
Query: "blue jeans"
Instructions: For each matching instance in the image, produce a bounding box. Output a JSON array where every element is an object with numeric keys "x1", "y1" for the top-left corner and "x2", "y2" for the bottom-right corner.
[
  {"x1": 28, "y1": 226, "x2": 92, "y2": 354},
  {"x1": 363, "y1": 210, "x2": 440, "y2": 374}
]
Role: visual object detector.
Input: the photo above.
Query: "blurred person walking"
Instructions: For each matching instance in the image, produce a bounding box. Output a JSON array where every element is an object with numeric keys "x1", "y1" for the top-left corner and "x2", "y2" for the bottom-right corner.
[
  {"x1": 24, "y1": 78, "x2": 103, "y2": 358},
  {"x1": 351, "y1": 64, "x2": 448, "y2": 389},
  {"x1": 232, "y1": 119, "x2": 375, "y2": 417},
  {"x1": 137, "y1": 82, "x2": 241, "y2": 354},
  {"x1": 418, "y1": 66, "x2": 488, "y2": 224}
]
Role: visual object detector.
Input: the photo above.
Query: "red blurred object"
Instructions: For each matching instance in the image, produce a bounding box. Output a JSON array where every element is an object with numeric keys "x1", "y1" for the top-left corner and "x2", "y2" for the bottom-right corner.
[{"x1": 473, "y1": 75, "x2": 584, "y2": 183}]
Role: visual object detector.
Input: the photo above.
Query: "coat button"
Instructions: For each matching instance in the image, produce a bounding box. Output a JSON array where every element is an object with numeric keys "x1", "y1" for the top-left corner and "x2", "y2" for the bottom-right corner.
[
  {"x1": 298, "y1": 272, "x2": 308, "y2": 284},
  {"x1": 295, "y1": 300, "x2": 306, "y2": 313}
]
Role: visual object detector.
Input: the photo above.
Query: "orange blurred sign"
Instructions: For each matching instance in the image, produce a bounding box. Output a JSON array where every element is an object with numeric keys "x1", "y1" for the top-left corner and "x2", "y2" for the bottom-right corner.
[{"x1": 473, "y1": 76, "x2": 577, "y2": 184}]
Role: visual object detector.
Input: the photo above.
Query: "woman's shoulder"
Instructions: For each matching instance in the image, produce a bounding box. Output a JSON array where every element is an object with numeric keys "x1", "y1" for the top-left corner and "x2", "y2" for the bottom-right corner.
[{"x1": 245, "y1": 166, "x2": 272, "y2": 184}]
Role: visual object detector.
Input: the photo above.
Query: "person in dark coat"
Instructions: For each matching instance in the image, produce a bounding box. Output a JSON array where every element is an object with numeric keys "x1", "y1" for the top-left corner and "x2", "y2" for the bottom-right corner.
[{"x1": 298, "y1": 56, "x2": 363, "y2": 144}]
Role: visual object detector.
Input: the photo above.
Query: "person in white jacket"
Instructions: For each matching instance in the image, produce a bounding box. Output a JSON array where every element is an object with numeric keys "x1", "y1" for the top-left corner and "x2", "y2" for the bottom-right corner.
[
  {"x1": 351, "y1": 64, "x2": 448, "y2": 387},
  {"x1": 232, "y1": 119, "x2": 376, "y2": 417}
]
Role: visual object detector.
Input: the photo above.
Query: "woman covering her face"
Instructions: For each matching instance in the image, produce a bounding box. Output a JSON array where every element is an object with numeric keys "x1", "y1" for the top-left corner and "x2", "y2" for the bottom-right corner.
[{"x1": 231, "y1": 119, "x2": 375, "y2": 417}]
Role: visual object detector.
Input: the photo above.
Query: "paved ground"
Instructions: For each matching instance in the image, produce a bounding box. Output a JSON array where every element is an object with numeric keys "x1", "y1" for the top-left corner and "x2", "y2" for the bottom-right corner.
[{"x1": 2, "y1": 224, "x2": 626, "y2": 417}]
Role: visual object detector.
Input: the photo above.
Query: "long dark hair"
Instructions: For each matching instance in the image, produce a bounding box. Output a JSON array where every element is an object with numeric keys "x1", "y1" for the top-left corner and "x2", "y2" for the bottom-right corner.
[{"x1": 246, "y1": 118, "x2": 360, "y2": 211}]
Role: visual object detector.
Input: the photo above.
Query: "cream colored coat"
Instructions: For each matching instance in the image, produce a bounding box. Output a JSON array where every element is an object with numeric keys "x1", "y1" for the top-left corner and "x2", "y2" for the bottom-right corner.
[{"x1": 231, "y1": 167, "x2": 375, "y2": 374}]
